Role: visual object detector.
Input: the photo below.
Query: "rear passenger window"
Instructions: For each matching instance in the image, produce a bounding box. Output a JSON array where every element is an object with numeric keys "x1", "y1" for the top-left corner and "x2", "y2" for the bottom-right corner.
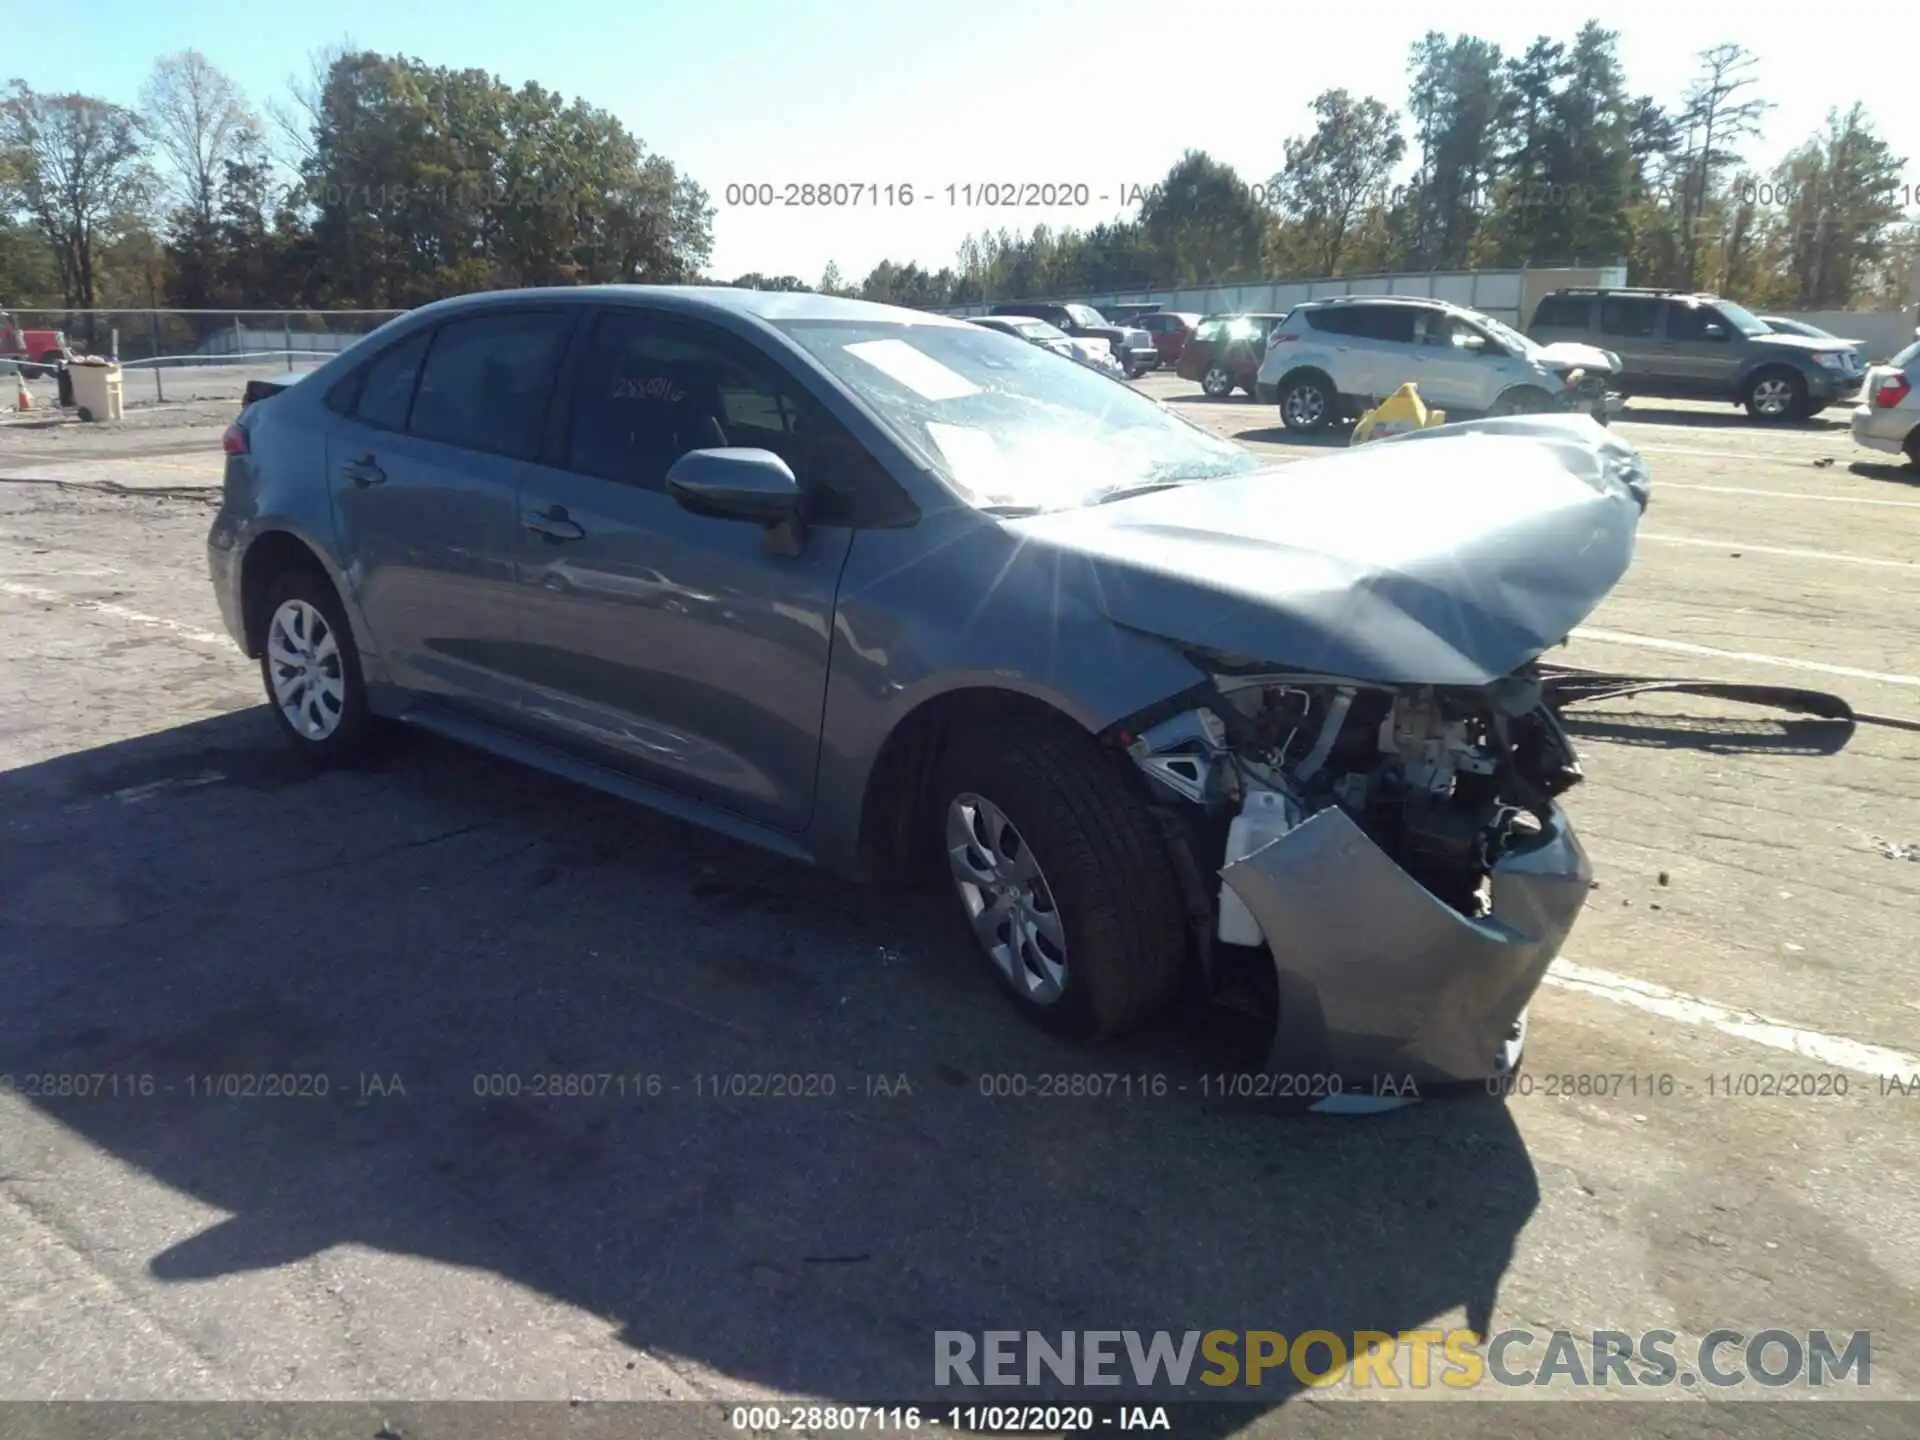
[
  {"x1": 352, "y1": 330, "x2": 431, "y2": 430},
  {"x1": 1347, "y1": 305, "x2": 1417, "y2": 343},
  {"x1": 1599, "y1": 297, "x2": 1659, "y2": 338},
  {"x1": 1532, "y1": 295, "x2": 1588, "y2": 328},
  {"x1": 1305, "y1": 308, "x2": 1353, "y2": 336},
  {"x1": 408, "y1": 310, "x2": 574, "y2": 459}
]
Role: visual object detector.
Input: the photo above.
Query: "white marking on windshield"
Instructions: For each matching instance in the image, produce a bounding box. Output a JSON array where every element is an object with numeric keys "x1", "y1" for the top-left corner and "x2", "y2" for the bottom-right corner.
[{"x1": 844, "y1": 339, "x2": 981, "y2": 401}]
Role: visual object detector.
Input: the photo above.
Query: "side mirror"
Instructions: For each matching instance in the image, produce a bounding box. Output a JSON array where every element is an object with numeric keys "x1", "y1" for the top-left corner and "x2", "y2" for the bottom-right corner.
[
  {"x1": 1702, "y1": 323, "x2": 1726, "y2": 339},
  {"x1": 665, "y1": 448, "x2": 806, "y2": 553}
]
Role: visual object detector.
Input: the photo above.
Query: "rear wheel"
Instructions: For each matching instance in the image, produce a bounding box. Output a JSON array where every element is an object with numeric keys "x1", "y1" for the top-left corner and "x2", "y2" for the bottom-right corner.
[
  {"x1": 1200, "y1": 363, "x2": 1235, "y2": 398},
  {"x1": 1744, "y1": 368, "x2": 1806, "y2": 421},
  {"x1": 1905, "y1": 428, "x2": 1920, "y2": 472},
  {"x1": 257, "y1": 568, "x2": 373, "y2": 763},
  {"x1": 935, "y1": 719, "x2": 1187, "y2": 1041}
]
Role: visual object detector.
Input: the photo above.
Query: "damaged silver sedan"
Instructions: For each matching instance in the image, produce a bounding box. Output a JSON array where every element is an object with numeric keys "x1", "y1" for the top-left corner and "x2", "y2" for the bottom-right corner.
[{"x1": 210, "y1": 288, "x2": 1647, "y2": 1095}]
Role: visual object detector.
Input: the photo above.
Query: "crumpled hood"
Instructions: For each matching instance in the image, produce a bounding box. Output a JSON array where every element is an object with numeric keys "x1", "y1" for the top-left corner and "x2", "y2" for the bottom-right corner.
[
  {"x1": 1534, "y1": 340, "x2": 1619, "y2": 374},
  {"x1": 1003, "y1": 415, "x2": 1647, "y2": 686}
]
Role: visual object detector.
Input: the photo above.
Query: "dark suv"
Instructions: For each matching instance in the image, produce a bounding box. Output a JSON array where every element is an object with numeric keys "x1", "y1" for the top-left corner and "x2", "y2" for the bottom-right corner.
[{"x1": 1528, "y1": 288, "x2": 1865, "y2": 421}]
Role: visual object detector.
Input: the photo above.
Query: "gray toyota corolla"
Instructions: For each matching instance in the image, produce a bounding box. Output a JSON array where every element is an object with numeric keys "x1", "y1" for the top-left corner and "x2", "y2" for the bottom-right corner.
[{"x1": 209, "y1": 286, "x2": 1650, "y2": 1089}]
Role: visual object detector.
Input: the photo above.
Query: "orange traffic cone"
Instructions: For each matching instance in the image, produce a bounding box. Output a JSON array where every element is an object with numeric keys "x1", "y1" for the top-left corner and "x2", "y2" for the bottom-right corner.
[{"x1": 13, "y1": 372, "x2": 29, "y2": 411}]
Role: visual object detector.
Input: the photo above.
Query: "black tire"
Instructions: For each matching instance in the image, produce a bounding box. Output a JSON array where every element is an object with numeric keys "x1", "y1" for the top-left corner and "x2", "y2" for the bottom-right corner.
[
  {"x1": 1905, "y1": 428, "x2": 1920, "y2": 472},
  {"x1": 935, "y1": 719, "x2": 1187, "y2": 1041},
  {"x1": 256, "y1": 566, "x2": 374, "y2": 763},
  {"x1": 1491, "y1": 386, "x2": 1554, "y2": 416},
  {"x1": 1200, "y1": 363, "x2": 1235, "y2": 398},
  {"x1": 1277, "y1": 371, "x2": 1335, "y2": 432},
  {"x1": 1743, "y1": 367, "x2": 1806, "y2": 422}
]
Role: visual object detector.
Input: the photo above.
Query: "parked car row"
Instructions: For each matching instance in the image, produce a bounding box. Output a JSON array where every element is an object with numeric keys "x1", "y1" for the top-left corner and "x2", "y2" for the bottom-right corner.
[
  {"x1": 967, "y1": 313, "x2": 1127, "y2": 379},
  {"x1": 986, "y1": 301, "x2": 1159, "y2": 378},
  {"x1": 1160, "y1": 284, "x2": 1892, "y2": 438}
]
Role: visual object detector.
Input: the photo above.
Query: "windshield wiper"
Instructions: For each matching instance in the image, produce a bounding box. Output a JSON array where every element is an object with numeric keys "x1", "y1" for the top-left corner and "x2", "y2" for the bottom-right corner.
[{"x1": 1091, "y1": 480, "x2": 1190, "y2": 505}]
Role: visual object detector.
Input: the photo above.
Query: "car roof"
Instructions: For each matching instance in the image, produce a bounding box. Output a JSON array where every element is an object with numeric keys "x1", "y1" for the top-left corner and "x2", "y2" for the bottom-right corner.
[
  {"x1": 1300, "y1": 294, "x2": 1449, "y2": 309},
  {"x1": 402, "y1": 283, "x2": 972, "y2": 330}
]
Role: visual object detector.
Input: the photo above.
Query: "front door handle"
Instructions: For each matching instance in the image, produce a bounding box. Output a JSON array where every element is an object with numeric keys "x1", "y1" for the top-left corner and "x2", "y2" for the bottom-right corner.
[
  {"x1": 522, "y1": 508, "x2": 585, "y2": 542},
  {"x1": 341, "y1": 455, "x2": 385, "y2": 487}
]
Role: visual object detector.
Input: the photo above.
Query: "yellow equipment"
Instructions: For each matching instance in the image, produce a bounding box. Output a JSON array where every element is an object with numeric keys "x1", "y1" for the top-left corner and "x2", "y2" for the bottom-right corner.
[{"x1": 1351, "y1": 382, "x2": 1447, "y2": 445}]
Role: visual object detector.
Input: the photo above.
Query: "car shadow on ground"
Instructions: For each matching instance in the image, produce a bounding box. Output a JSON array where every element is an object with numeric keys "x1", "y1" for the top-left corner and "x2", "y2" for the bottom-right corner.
[
  {"x1": 1158, "y1": 390, "x2": 1255, "y2": 406},
  {"x1": 0, "y1": 710, "x2": 1540, "y2": 1419},
  {"x1": 1847, "y1": 459, "x2": 1919, "y2": 486},
  {"x1": 1233, "y1": 424, "x2": 1349, "y2": 450},
  {"x1": 1558, "y1": 710, "x2": 1855, "y2": 758},
  {"x1": 1613, "y1": 404, "x2": 1847, "y2": 432}
]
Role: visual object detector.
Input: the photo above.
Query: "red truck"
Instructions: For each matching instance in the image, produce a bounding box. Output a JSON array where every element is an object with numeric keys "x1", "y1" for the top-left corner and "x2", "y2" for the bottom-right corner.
[{"x1": 0, "y1": 311, "x2": 73, "y2": 375}]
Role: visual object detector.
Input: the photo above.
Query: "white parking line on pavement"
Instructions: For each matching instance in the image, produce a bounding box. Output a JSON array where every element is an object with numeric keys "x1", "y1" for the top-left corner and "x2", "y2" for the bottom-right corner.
[
  {"x1": 1570, "y1": 626, "x2": 1920, "y2": 687},
  {"x1": 1630, "y1": 442, "x2": 1818, "y2": 465},
  {"x1": 1545, "y1": 960, "x2": 1920, "y2": 1083},
  {"x1": 0, "y1": 579, "x2": 231, "y2": 649},
  {"x1": 1637, "y1": 532, "x2": 1916, "y2": 568},
  {"x1": 1659, "y1": 482, "x2": 1920, "y2": 509}
]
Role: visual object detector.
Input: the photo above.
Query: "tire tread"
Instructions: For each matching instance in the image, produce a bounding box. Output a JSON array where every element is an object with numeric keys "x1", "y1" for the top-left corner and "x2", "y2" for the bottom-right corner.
[{"x1": 947, "y1": 717, "x2": 1187, "y2": 1037}]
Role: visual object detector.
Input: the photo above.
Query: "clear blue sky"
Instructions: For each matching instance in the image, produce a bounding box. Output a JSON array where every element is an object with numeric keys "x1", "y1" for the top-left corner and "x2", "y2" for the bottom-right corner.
[{"x1": 20, "y1": 0, "x2": 1918, "y2": 283}]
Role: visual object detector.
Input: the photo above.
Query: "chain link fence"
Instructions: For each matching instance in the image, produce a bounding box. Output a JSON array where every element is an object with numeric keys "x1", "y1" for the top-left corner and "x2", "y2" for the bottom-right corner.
[{"x1": 5, "y1": 309, "x2": 408, "y2": 407}]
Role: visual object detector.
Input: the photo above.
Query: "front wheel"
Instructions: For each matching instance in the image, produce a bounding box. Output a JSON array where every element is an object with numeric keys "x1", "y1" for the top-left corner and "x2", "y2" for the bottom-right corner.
[
  {"x1": 257, "y1": 568, "x2": 374, "y2": 762},
  {"x1": 936, "y1": 720, "x2": 1187, "y2": 1041},
  {"x1": 1491, "y1": 386, "x2": 1554, "y2": 416},
  {"x1": 1744, "y1": 369, "x2": 1806, "y2": 421}
]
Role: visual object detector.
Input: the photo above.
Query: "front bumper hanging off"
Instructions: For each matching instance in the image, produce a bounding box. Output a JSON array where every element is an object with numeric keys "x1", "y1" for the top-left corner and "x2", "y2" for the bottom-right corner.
[{"x1": 1220, "y1": 801, "x2": 1592, "y2": 1088}]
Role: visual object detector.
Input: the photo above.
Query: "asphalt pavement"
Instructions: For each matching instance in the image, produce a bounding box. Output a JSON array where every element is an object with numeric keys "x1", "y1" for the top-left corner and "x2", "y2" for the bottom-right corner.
[{"x1": 0, "y1": 374, "x2": 1915, "y2": 1438}]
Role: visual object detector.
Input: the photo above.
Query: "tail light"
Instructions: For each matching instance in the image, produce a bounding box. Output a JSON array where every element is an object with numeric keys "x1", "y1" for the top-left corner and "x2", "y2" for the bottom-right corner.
[
  {"x1": 1267, "y1": 331, "x2": 1299, "y2": 349},
  {"x1": 221, "y1": 423, "x2": 248, "y2": 454},
  {"x1": 1875, "y1": 374, "x2": 1911, "y2": 408}
]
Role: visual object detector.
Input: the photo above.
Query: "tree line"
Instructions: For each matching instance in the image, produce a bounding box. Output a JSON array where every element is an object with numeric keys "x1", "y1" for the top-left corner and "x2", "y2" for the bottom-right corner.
[
  {"x1": 0, "y1": 47, "x2": 714, "y2": 320},
  {"x1": 814, "y1": 28, "x2": 1914, "y2": 313},
  {"x1": 1, "y1": 26, "x2": 1912, "y2": 326}
]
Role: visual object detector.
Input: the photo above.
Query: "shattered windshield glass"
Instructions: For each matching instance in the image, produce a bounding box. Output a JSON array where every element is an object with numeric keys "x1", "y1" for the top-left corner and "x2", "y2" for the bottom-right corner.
[{"x1": 774, "y1": 319, "x2": 1262, "y2": 512}]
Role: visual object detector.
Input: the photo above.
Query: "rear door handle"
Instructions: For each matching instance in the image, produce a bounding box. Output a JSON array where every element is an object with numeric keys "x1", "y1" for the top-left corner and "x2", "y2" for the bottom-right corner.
[
  {"x1": 340, "y1": 455, "x2": 385, "y2": 486},
  {"x1": 522, "y1": 508, "x2": 585, "y2": 542}
]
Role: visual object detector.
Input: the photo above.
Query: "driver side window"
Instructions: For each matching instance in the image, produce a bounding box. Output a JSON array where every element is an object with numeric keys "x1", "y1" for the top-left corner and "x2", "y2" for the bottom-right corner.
[{"x1": 562, "y1": 309, "x2": 903, "y2": 524}]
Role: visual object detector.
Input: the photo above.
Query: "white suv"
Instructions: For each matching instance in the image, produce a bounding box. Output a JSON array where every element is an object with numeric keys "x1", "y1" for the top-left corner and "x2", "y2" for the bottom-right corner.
[{"x1": 1253, "y1": 296, "x2": 1621, "y2": 433}]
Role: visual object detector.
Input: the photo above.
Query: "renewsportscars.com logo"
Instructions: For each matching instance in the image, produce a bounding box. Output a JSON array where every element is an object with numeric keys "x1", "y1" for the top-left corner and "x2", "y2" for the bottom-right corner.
[{"x1": 934, "y1": 1329, "x2": 1875, "y2": 1392}]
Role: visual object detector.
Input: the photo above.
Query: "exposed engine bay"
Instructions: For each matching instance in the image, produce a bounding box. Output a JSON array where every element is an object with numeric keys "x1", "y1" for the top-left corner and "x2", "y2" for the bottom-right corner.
[{"x1": 1125, "y1": 665, "x2": 1586, "y2": 943}]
